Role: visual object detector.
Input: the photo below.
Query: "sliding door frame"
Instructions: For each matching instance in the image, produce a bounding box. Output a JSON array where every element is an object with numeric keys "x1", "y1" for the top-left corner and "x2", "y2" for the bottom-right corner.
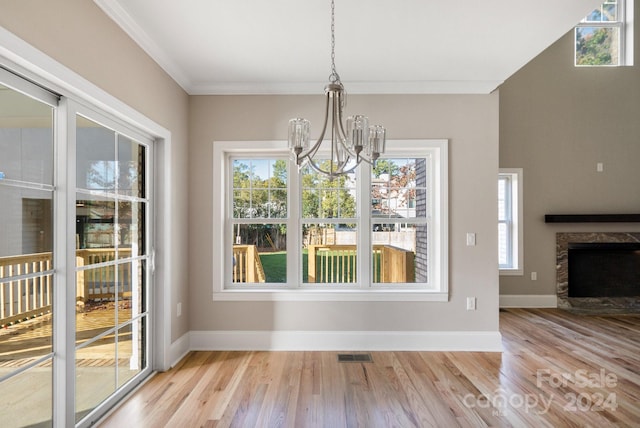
[{"x1": 0, "y1": 25, "x2": 173, "y2": 427}]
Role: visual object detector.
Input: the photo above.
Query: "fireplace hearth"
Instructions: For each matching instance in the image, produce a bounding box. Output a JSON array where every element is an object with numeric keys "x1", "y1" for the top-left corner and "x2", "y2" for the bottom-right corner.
[{"x1": 557, "y1": 232, "x2": 640, "y2": 312}]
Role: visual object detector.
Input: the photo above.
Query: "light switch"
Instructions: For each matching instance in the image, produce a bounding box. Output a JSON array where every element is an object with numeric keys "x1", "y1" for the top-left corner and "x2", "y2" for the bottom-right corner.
[{"x1": 466, "y1": 232, "x2": 476, "y2": 246}]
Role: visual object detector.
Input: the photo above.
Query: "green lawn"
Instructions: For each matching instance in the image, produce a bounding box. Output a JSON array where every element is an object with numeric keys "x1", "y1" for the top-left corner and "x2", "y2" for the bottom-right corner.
[
  {"x1": 259, "y1": 251, "x2": 385, "y2": 283},
  {"x1": 260, "y1": 250, "x2": 371, "y2": 283},
  {"x1": 259, "y1": 250, "x2": 309, "y2": 283},
  {"x1": 259, "y1": 251, "x2": 287, "y2": 283}
]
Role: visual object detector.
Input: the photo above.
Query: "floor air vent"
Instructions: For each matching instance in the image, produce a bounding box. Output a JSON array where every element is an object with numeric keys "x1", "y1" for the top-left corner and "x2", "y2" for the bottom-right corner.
[{"x1": 337, "y1": 353, "x2": 373, "y2": 363}]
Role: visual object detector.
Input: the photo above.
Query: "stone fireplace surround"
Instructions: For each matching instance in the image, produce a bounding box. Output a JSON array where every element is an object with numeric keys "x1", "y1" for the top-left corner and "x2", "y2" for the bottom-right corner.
[{"x1": 557, "y1": 232, "x2": 640, "y2": 312}]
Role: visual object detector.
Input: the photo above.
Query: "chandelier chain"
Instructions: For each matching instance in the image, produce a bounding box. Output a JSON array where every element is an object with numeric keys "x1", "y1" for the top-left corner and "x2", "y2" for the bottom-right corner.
[
  {"x1": 288, "y1": 0, "x2": 386, "y2": 178},
  {"x1": 329, "y1": 0, "x2": 340, "y2": 83}
]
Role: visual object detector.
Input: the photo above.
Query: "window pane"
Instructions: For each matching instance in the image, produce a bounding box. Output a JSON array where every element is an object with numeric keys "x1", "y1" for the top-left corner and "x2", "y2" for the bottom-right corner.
[
  {"x1": 303, "y1": 223, "x2": 357, "y2": 284},
  {"x1": 0, "y1": 274, "x2": 53, "y2": 361},
  {"x1": 232, "y1": 159, "x2": 287, "y2": 219},
  {"x1": 117, "y1": 200, "x2": 145, "y2": 259},
  {"x1": 117, "y1": 317, "x2": 146, "y2": 388},
  {"x1": 302, "y1": 163, "x2": 356, "y2": 219},
  {"x1": 499, "y1": 223, "x2": 509, "y2": 266},
  {"x1": 117, "y1": 135, "x2": 146, "y2": 198},
  {"x1": 232, "y1": 224, "x2": 287, "y2": 283},
  {"x1": 498, "y1": 177, "x2": 507, "y2": 221},
  {"x1": 77, "y1": 266, "x2": 117, "y2": 338},
  {"x1": 76, "y1": 197, "x2": 116, "y2": 254},
  {"x1": 0, "y1": 187, "x2": 52, "y2": 256},
  {"x1": 77, "y1": 117, "x2": 116, "y2": 192},
  {"x1": 76, "y1": 334, "x2": 116, "y2": 422},
  {"x1": 0, "y1": 359, "x2": 52, "y2": 427},
  {"x1": 372, "y1": 223, "x2": 427, "y2": 283},
  {"x1": 0, "y1": 85, "x2": 53, "y2": 186},
  {"x1": 602, "y1": 2, "x2": 618, "y2": 21},
  {"x1": 584, "y1": 1, "x2": 618, "y2": 22},
  {"x1": 372, "y1": 158, "x2": 428, "y2": 219},
  {"x1": 576, "y1": 27, "x2": 620, "y2": 65}
]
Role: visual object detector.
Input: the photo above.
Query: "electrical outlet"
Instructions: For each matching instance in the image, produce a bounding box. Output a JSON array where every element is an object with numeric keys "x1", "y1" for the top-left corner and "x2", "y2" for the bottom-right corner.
[{"x1": 466, "y1": 297, "x2": 476, "y2": 310}]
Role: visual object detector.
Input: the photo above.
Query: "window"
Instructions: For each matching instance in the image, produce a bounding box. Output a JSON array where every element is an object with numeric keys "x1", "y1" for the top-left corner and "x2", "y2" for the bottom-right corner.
[
  {"x1": 213, "y1": 140, "x2": 448, "y2": 301},
  {"x1": 499, "y1": 169, "x2": 523, "y2": 275},
  {"x1": 575, "y1": 0, "x2": 634, "y2": 66}
]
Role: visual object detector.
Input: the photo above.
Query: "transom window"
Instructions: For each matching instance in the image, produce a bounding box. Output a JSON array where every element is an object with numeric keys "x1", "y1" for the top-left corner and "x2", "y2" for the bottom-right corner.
[
  {"x1": 575, "y1": 0, "x2": 634, "y2": 66},
  {"x1": 213, "y1": 140, "x2": 448, "y2": 301}
]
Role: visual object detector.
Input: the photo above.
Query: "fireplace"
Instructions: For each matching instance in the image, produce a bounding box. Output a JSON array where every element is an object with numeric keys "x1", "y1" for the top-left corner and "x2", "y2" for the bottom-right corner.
[
  {"x1": 557, "y1": 232, "x2": 640, "y2": 312},
  {"x1": 568, "y1": 243, "x2": 640, "y2": 297}
]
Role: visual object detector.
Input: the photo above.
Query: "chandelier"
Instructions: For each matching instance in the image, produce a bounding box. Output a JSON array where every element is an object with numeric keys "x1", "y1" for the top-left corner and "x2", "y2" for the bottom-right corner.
[{"x1": 288, "y1": 0, "x2": 386, "y2": 178}]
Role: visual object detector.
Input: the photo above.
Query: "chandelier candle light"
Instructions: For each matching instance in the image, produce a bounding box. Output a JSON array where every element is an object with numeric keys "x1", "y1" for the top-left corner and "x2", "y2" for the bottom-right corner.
[{"x1": 288, "y1": 0, "x2": 386, "y2": 178}]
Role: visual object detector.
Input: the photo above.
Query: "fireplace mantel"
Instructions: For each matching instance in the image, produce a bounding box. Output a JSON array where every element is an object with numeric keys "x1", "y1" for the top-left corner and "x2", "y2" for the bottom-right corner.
[{"x1": 546, "y1": 214, "x2": 640, "y2": 223}]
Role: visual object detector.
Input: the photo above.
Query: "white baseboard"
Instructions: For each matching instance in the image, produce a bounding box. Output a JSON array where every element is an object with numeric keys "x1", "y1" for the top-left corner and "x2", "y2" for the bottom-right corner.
[
  {"x1": 188, "y1": 330, "x2": 502, "y2": 352},
  {"x1": 168, "y1": 332, "x2": 191, "y2": 368},
  {"x1": 500, "y1": 294, "x2": 557, "y2": 308}
]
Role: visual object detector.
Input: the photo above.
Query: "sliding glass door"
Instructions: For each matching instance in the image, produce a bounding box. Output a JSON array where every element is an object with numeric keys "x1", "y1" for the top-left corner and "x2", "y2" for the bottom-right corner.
[
  {"x1": 0, "y1": 74, "x2": 57, "y2": 427},
  {"x1": 72, "y1": 109, "x2": 152, "y2": 424},
  {"x1": 0, "y1": 70, "x2": 153, "y2": 427}
]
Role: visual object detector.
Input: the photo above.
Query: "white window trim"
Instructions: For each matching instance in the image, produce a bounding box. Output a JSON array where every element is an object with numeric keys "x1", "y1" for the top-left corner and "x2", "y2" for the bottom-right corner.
[
  {"x1": 499, "y1": 168, "x2": 523, "y2": 276},
  {"x1": 212, "y1": 139, "x2": 448, "y2": 302},
  {"x1": 575, "y1": 0, "x2": 634, "y2": 67}
]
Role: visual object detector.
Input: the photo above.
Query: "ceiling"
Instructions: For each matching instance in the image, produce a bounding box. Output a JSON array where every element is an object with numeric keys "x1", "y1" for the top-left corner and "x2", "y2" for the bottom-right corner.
[{"x1": 94, "y1": 0, "x2": 602, "y2": 95}]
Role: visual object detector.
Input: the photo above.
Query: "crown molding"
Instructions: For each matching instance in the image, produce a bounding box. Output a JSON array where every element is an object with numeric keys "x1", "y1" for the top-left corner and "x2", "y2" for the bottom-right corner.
[
  {"x1": 188, "y1": 79, "x2": 503, "y2": 95},
  {"x1": 94, "y1": 0, "x2": 193, "y2": 92},
  {"x1": 95, "y1": 1, "x2": 502, "y2": 95}
]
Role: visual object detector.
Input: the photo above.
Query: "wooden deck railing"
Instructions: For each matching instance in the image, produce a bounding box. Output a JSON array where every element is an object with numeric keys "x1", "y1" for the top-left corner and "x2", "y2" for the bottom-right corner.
[
  {"x1": 307, "y1": 244, "x2": 415, "y2": 283},
  {"x1": 232, "y1": 245, "x2": 266, "y2": 283},
  {"x1": 0, "y1": 248, "x2": 135, "y2": 325},
  {"x1": 307, "y1": 245, "x2": 357, "y2": 283},
  {"x1": 0, "y1": 252, "x2": 53, "y2": 326},
  {"x1": 76, "y1": 248, "x2": 133, "y2": 301},
  {"x1": 377, "y1": 245, "x2": 415, "y2": 283}
]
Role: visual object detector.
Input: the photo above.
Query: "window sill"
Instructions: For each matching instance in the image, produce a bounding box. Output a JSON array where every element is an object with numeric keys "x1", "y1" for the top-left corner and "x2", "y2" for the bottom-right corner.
[
  {"x1": 213, "y1": 289, "x2": 449, "y2": 302},
  {"x1": 499, "y1": 268, "x2": 523, "y2": 276}
]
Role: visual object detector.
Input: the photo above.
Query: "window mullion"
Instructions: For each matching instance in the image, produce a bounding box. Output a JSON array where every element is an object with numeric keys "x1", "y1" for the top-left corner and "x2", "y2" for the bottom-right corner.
[
  {"x1": 288, "y1": 157, "x2": 300, "y2": 288},
  {"x1": 357, "y1": 160, "x2": 371, "y2": 288}
]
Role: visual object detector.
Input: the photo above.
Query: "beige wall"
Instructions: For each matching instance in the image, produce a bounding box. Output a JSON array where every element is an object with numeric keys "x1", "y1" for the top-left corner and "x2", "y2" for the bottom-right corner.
[
  {"x1": 0, "y1": 0, "x2": 191, "y2": 341},
  {"x1": 0, "y1": 0, "x2": 501, "y2": 338},
  {"x1": 500, "y1": 10, "x2": 640, "y2": 296},
  {"x1": 189, "y1": 94, "x2": 500, "y2": 332}
]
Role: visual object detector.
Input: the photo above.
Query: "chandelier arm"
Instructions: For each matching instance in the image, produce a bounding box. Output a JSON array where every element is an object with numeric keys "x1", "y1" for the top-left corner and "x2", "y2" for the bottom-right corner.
[
  {"x1": 307, "y1": 156, "x2": 344, "y2": 178},
  {"x1": 331, "y1": 95, "x2": 342, "y2": 173},
  {"x1": 335, "y1": 94, "x2": 349, "y2": 145},
  {"x1": 309, "y1": 157, "x2": 361, "y2": 178},
  {"x1": 356, "y1": 154, "x2": 375, "y2": 166},
  {"x1": 295, "y1": 90, "x2": 332, "y2": 165}
]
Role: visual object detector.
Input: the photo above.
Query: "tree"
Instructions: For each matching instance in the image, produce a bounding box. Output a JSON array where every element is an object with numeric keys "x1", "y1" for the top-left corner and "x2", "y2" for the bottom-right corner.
[
  {"x1": 372, "y1": 159, "x2": 401, "y2": 179},
  {"x1": 301, "y1": 161, "x2": 356, "y2": 219},
  {"x1": 371, "y1": 159, "x2": 418, "y2": 216},
  {"x1": 576, "y1": 27, "x2": 616, "y2": 65},
  {"x1": 232, "y1": 160, "x2": 288, "y2": 250}
]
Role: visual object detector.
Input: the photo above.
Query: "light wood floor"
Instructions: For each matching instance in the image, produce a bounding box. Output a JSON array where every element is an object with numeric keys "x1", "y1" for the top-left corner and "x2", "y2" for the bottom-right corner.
[{"x1": 99, "y1": 309, "x2": 640, "y2": 427}]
